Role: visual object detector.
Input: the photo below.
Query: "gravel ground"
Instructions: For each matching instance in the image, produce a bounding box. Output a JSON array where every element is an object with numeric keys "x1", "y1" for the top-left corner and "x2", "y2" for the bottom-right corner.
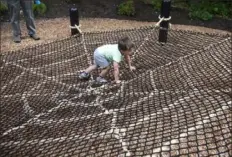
[{"x1": 0, "y1": 17, "x2": 230, "y2": 53}]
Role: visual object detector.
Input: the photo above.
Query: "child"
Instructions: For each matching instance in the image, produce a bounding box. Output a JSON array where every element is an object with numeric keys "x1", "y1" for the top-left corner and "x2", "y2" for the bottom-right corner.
[{"x1": 79, "y1": 36, "x2": 136, "y2": 84}]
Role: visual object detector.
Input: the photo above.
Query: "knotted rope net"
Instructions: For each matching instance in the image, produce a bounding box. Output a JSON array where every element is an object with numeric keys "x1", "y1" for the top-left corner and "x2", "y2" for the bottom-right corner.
[{"x1": 0, "y1": 26, "x2": 231, "y2": 157}]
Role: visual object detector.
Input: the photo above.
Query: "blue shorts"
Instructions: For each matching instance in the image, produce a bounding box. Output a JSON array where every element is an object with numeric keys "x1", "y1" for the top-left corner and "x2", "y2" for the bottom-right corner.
[{"x1": 93, "y1": 49, "x2": 110, "y2": 68}]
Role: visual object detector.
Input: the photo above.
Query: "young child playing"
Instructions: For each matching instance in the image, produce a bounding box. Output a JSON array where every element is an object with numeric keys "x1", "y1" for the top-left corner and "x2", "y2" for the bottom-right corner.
[{"x1": 79, "y1": 36, "x2": 136, "y2": 84}]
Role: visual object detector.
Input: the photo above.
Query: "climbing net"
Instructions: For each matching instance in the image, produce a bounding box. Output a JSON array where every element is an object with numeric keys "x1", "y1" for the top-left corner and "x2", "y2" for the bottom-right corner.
[{"x1": 0, "y1": 26, "x2": 231, "y2": 157}]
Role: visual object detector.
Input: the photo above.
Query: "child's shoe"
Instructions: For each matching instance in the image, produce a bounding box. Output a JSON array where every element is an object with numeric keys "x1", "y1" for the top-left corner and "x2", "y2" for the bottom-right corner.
[
  {"x1": 79, "y1": 72, "x2": 90, "y2": 80},
  {"x1": 96, "y1": 76, "x2": 108, "y2": 83}
]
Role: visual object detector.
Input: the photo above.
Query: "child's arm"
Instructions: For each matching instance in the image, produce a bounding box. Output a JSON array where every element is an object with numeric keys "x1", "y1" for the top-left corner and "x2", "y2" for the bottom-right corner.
[
  {"x1": 113, "y1": 61, "x2": 120, "y2": 83},
  {"x1": 125, "y1": 55, "x2": 136, "y2": 71}
]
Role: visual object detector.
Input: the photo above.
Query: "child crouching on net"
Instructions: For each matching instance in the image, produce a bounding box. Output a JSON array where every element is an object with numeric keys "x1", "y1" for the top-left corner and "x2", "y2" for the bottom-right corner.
[{"x1": 78, "y1": 36, "x2": 136, "y2": 84}]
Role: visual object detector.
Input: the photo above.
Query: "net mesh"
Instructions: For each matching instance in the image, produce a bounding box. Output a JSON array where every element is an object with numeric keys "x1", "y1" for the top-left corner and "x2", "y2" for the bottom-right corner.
[{"x1": 0, "y1": 26, "x2": 231, "y2": 157}]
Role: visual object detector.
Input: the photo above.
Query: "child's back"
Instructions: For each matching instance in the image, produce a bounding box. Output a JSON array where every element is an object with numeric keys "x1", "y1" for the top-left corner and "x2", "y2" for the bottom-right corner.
[{"x1": 96, "y1": 44, "x2": 123, "y2": 63}]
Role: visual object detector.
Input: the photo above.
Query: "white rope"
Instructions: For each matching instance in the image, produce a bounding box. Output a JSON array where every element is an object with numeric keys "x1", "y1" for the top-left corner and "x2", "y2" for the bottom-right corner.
[
  {"x1": 69, "y1": 24, "x2": 82, "y2": 34},
  {"x1": 155, "y1": 15, "x2": 172, "y2": 28},
  {"x1": 158, "y1": 15, "x2": 172, "y2": 21}
]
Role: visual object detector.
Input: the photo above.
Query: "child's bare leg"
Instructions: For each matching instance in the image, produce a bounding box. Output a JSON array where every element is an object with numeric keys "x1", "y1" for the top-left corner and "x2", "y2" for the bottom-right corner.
[
  {"x1": 85, "y1": 64, "x2": 97, "y2": 73},
  {"x1": 99, "y1": 66, "x2": 111, "y2": 77}
]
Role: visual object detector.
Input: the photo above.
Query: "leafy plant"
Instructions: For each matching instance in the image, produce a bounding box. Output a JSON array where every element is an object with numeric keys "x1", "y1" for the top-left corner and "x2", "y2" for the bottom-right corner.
[
  {"x1": 118, "y1": 0, "x2": 135, "y2": 16},
  {"x1": 172, "y1": 0, "x2": 189, "y2": 10},
  {"x1": 188, "y1": 0, "x2": 230, "y2": 20},
  {"x1": 141, "y1": 0, "x2": 161, "y2": 11},
  {"x1": 0, "y1": 1, "x2": 8, "y2": 16},
  {"x1": 210, "y1": 2, "x2": 229, "y2": 17},
  {"x1": 151, "y1": 0, "x2": 161, "y2": 11},
  {"x1": 33, "y1": 2, "x2": 47, "y2": 16},
  {"x1": 189, "y1": 10, "x2": 213, "y2": 21}
]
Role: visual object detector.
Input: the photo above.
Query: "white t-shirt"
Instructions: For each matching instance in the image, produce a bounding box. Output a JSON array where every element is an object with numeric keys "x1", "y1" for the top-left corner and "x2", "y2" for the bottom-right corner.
[{"x1": 97, "y1": 44, "x2": 123, "y2": 63}]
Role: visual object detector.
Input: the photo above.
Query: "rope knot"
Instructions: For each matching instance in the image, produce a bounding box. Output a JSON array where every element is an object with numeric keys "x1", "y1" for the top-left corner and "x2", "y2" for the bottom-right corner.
[
  {"x1": 69, "y1": 24, "x2": 82, "y2": 34},
  {"x1": 155, "y1": 15, "x2": 172, "y2": 28}
]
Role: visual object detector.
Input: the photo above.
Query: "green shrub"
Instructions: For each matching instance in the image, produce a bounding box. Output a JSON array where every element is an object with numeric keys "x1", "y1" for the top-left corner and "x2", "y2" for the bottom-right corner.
[
  {"x1": 210, "y1": 2, "x2": 229, "y2": 17},
  {"x1": 141, "y1": 0, "x2": 161, "y2": 11},
  {"x1": 118, "y1": 0, "x2": 135, "y2": 16},
  {"x1": 151, "y1": 0, "x2": 161, "y2": 11},
  {"x1": 189, "y1": 10, "x2": 213, "y2": 21},
  {"x1": 33, "y1": 2, "x2": 47, "y2": 16},
  {"x1": 172, "y1": 0, "x2": 189, "y2": 9},
  {"x1": 0, "y1": 1, "x2": 8, "y2": 16},
  {"x1": 189, "y1": 0, "x2": 230, "y2": 20}
]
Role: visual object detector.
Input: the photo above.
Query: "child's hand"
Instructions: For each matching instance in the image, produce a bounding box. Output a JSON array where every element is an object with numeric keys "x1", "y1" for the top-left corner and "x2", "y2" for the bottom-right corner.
[
  {"x1": 129, "y1": 66, "x2": 136, "y2": 71},
  {"x1": 113, "y1": 80, "x2": 121, "y2": 84}
]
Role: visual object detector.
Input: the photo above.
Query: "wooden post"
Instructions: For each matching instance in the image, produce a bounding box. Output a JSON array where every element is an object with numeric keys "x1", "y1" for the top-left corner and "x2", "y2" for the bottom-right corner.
[
  {"x1": 158, "y1": 0, "x2": 171, "y2": 43},
  {"x1": 69, "y1": 6, "x2": 80, "y2": 35}
]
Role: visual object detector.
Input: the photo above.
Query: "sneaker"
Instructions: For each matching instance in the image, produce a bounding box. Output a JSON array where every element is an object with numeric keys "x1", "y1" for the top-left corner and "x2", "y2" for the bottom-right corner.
[
  {"x1": 96, "y1": 76, "x2": 108, "y2": 83},
  {"x1": 30, "y1": 34, "x2": 40, "y2": 40},
  {"x1": 79, "y1": 72, "x2": 90, "y2": 80},
  {"x1": 13, "y1": 35, "x2": 21, "y2": 43}
]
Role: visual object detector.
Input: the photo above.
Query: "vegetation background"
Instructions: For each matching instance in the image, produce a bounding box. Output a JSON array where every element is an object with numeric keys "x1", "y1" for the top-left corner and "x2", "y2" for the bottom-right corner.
[{"x1": 0, "y1": 0, "x2": 231, "y2": 52}]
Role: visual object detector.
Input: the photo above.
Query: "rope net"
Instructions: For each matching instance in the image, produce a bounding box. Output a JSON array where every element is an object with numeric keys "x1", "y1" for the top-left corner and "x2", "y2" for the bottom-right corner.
[{"x1": 0, "y1": 26, "x2": 231, "y2": 157}]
